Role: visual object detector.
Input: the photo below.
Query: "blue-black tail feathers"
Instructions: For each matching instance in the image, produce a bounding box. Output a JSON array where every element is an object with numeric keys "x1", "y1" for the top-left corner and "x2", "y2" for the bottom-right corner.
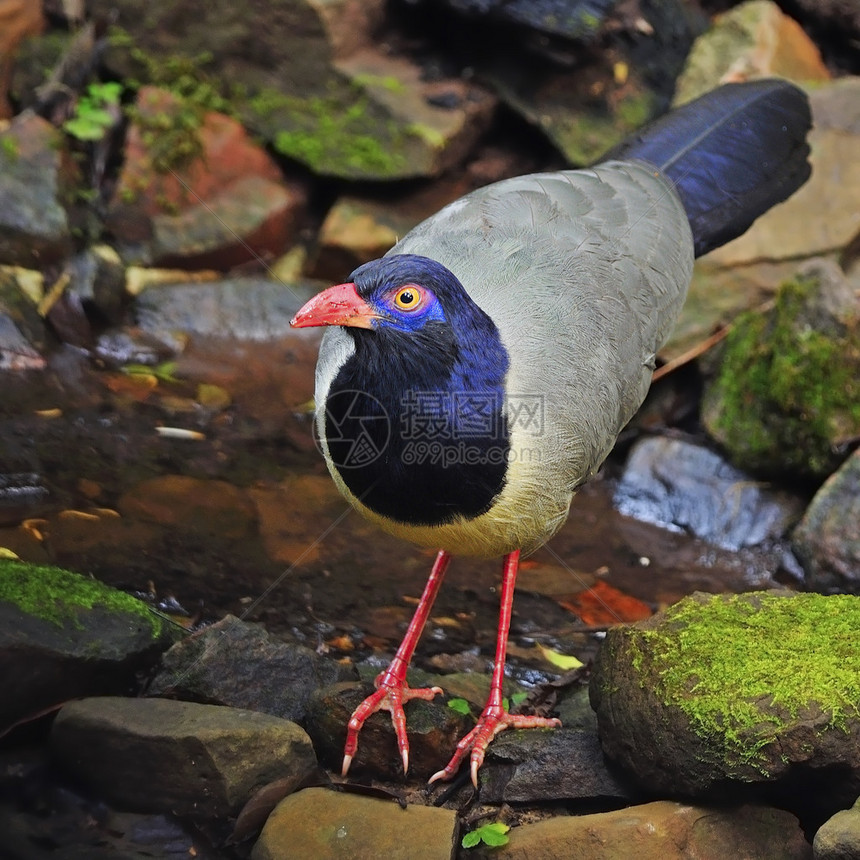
[{"x1": 604, "y1": 79, "x2": 812, "y2": 258}]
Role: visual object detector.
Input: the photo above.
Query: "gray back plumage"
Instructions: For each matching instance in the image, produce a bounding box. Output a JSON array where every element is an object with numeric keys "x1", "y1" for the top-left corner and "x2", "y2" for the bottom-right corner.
[{"x1": 388, "y1": 161, "x2": 693, "y2": 498}]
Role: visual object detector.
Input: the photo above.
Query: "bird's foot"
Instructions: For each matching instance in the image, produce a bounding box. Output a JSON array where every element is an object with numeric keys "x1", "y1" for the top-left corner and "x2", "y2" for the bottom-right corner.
[
  {"x1": 429, "y1": 705, "x2": 561, "y2": 788},
  {"x1": 342, "y1": 673, "x2": 444, "y2": 777}
]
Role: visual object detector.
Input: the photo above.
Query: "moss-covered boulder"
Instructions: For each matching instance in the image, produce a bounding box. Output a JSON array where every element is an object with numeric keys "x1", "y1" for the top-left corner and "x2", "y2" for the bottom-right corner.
[
  {"x1": 590, "y1": 591, "x2": 860, "y2": 813},
  {"x1": 701, "y1": 261, "x2": 860, "y2": 482},
  {"x1": 0, "y1": 559, "x2": 179, "y2": 732}
]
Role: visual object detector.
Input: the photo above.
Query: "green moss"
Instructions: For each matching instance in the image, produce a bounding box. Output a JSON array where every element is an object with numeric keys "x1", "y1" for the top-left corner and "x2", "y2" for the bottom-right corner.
[
  {"x1": 0, "y1": 559, "x2": 163, "y2": 635},
  {"x1": 704, "y1": 274, "x2": 860, "y2": 479},
  {"x1": 0, "y1": 135, "x2": 20, "y2": 162},
  {"x1": 629, "y1": 592, "x2": 860, "y2": 768},
  {"x1": 253, "y1": 86, "x2": 412, "y2": 177}
]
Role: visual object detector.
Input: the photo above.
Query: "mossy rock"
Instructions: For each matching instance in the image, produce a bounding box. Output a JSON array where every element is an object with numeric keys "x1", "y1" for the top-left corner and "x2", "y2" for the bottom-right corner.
[
  {"x1": 590, "y1": 591, "x2": 860, "y2": 803},
  {"x1": 701, "y1": 262, "x2": 860, "y2": 482},
  {"x1": 0, "y1": 559, "x2": 180, "y2": 730}
]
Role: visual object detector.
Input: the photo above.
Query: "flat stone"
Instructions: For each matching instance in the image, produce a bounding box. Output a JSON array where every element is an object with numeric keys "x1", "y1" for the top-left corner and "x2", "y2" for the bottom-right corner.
[
  {"x1": 148, "y1": 614, "x2": 357, "y2": 723},
  {"x1": 51, "y1": 697, "x2": 317, "y2": 817},
  {"x1": 706, "y1": 79, "x2": 860, "y2": 265},
  {"x1": 501, "y1": 801, "x2": 811, "y2": 860},
  {"x1": 252, "y1": 787, "x2": 457, "y2": 860},
  {"x1": 480, "y1": 727, "x2": 638, "y2": 804}
]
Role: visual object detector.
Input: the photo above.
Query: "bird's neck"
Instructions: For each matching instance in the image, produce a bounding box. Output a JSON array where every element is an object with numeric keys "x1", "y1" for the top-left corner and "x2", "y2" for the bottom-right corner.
[{"x1": 325, "y1": 315, "x2": 511, "y2": 526}]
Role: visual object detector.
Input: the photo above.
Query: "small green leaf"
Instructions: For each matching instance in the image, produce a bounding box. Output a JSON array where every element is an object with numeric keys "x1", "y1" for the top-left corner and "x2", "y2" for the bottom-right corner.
[
  {"x1": 462, "y1": 822, "x2": 511, "y2": 849},
  {"x1": 447, "y1": 697, "x2": 471, "y2": 716},
  {"x1": 511, "y1": 690, "x2": 529, "y2": 706},
  {"x1": 481, "y1": 823, "x2": 511, "y2": 847},
  {"x1": 461, "y1": 831, "x2": 481, "y2": 849}
]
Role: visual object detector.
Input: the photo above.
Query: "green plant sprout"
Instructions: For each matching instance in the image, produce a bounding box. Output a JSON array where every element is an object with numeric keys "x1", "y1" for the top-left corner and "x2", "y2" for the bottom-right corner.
[
  {"x1": 462, "y1": 822, "x2": 510, "y2": 849},
  {"x1": 63, "y1": 81, "x2": 123, "y2": 142}
]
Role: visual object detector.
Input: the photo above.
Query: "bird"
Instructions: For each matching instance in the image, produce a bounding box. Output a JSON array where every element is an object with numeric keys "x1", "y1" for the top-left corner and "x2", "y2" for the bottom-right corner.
[{"x1": 290, "y1": 78, "x2": 812, "y2": 786}]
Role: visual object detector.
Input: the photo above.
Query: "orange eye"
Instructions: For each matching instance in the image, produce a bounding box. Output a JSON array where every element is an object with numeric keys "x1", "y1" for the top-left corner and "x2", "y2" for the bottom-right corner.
[{"x1": 393, "y1": 285, "x2": 424, "y2": 311}]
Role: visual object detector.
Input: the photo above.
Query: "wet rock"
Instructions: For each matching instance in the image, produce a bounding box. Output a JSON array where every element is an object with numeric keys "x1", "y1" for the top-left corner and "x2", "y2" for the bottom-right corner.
[
  {"x1": 702, "y1": 261, "x2": 860, "y2": 482},
  {"x1": 0, "y1": 313, "x2": 44, "y2": 371},
  {"x1": 480, "y1": 727, "x2": 638, "y2": 805},
  {"x1": 707, "y1": 78, "x2": 860, "y2": 266},
  {"x1": 0, "y1": 559, "x2": 178, "y2": 733},
  {"x1": 107, "y1": 86, "x2": 308, "y2": 268},
  {"x1": 792, "y1": 449, "x2": 860, "y2": 593},
  {"x1": 0, "y1": 0, "x2": 44, "y2": 118},
  {"x1": 614, "y1": 436, "x2": 804, "y2": 551},
  {"x1": 814, "y1": 797, "x2": 860, "y2": 860},
  {"x1": 134, "y1": 276, "x2": 321, "y2": 342},
  {"x1": 148, "y1": 614, "x2": 358, "y2": 723},
  {"x1": 673, "y1": 0, "x2": 829, "y2": 107},
  {"x1": 0, "y1": 112, "x2": 76, "y2": 267},
  {"x1": 500, "y1": 801, "x2": 811, "y2": 860},
  {"x1": 51, "y1": 697, "x2": 317, "y2": 817},
  {"x1": 64, "y1": 245, "x2": 126, "y2": 324},
  {"x1": 590, "y1": 592, "x2": 860, "y2": 818},
  {"x1": 305, "y1": 681, "x2": 471, "y2": 780},
  {"x1": 252, "y1": 786, "x2": 458, "y2": 860},
  {"x1": 117, "y1": 475, "x2": 258, "y2": 540}
]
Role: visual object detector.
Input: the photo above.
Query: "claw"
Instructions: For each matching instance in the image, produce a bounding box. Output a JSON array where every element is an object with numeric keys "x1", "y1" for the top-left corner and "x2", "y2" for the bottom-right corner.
[{"x1": 341, "y1": 752, "x2": 353, "y2": 777}]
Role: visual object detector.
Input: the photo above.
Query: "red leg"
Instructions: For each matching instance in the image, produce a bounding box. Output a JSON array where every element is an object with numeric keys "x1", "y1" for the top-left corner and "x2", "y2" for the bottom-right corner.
[
  {"x1": 429, "y1": 550, "x2": 562, "y2": 787},
  {"x1": 342, "y1": 549, "x2": 451, "y2": 776}
]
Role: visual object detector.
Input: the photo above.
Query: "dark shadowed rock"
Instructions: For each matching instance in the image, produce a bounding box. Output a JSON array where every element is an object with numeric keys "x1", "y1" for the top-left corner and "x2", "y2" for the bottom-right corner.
[
  {"x1": 793, "y1": 449, "x2": 860, "y2": 593},
  {"x1": 148, "y1": 614, "x2": 358, "y2": 723},
  {"x1": 480, "y1": 727, "x2": 639, "y2": 804},
  {"x1": 500, "y1": 801, "x2": 811, "y2": 860},
  {"x1": 305, "y1": 681, "x2": 471, "y2": 780},
  {"x1": 614, "y1": 436, "x2": 804, "y2": 550},
  {"x1": 51, "y1": 697, "x2": 317, "y2": 817},
  {"x1": 590, "y1": 591, "x2": 860, "y2": 822},
  {"x1": 252, "y1": 787, "x2": 458, "y2": 860},
  {"x1": 0, "y1": 559, "x2": 178, "y2": 733},
  {"x1": 0, "y1": 113, "x2": 75, "y2": 267}
]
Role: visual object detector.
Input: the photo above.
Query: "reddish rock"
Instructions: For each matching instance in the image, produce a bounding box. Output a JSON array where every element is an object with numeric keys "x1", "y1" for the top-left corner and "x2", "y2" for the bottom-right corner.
[
  {"x1": 0, "y1": 0, "x2": 44, "y2": 119},
  {"x1": 108, "y1": 87, "x2": 307, "y2": 269}
]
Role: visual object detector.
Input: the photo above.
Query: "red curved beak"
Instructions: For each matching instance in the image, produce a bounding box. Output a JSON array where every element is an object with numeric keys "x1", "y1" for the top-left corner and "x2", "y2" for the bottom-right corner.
[{"x1": 290, "y1": 282, "x2": 378, "y2": 330}]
